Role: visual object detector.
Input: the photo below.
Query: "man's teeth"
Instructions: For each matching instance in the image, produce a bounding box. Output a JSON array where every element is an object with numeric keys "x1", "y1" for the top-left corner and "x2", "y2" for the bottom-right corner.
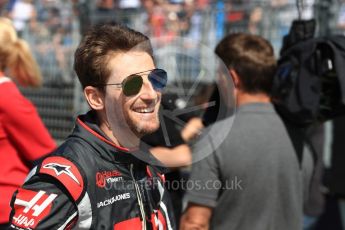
[{"x1": 134, "y1": 108, "x2": 154, "y2": 113}]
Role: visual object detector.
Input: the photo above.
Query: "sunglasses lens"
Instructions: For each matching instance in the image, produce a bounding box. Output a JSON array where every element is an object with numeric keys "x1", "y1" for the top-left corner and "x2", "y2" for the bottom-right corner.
[
  {"x1": 149, "y1": 69, "x2": 167, "y2": 91},
  {"x1": 123, "y1": 75, "x2": 143, "y2": 96},
  {"x1": 121, "y1": 69, "x2": 167, "y2": 96}
]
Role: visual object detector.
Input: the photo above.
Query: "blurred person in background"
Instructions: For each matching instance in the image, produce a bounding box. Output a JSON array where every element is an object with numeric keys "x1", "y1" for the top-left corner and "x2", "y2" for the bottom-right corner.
[
  {"x1": 1, "y1": 0, "x2": 15, "y2": 17},
  {"x1": 117, "y1": 0, "x2": 141, "y2": 27},
  {"x1": 180, "y1": 33, "x2": 314, "y2": 230},
  {"x1": 0, "y1": 17, "x2": 56, "y2": 229},
  {"x1": 327, "y1": 116, "x2": 345, "y2": 230},
  {"x1": 96, "y1": 0, "x2": 114, "y2": 11},
  {"x1": 312, "y1": 116, "x2": 345, "y2": 230},
  {"x1": 71, "y1": 0, "x2": 91, "y2": 36},
  {"x1": 8, "y1": 0, "x2": 36, "y2": 37}
]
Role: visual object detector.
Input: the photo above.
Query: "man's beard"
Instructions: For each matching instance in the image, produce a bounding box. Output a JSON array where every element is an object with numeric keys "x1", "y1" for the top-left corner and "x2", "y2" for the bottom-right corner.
[{"x1": 124, "y1": 111, "x2": 160, "y2": 138}]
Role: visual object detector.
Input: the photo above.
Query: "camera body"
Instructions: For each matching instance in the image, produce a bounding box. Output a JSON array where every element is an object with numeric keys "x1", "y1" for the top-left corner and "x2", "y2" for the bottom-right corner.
[{"x1": 272, "y1": 20, "x2": 345, "y2": 125}]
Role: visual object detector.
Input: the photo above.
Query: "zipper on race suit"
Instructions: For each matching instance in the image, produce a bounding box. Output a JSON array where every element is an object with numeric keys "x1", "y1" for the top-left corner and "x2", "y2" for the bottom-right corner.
[{"x1": 130, "y1": 163, "x2": 147, "y2": 230}]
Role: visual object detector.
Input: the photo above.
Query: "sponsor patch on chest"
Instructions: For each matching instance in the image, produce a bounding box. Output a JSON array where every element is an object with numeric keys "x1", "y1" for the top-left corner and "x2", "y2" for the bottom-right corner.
[
  {"x1": 97, "y1": 192, "x2": 131, "y2": 208},
  {"x1": 96, "y1": 170, "x2": 123, "y2": 188}
]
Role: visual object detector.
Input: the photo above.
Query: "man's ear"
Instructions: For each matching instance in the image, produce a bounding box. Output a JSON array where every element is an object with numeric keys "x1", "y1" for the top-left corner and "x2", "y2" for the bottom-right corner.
[
  {"x1": 84, "y1": 86, "x2": 104, "y2": 110},
  {"x1": 229, "y1": 69, "x2": 241, "y2": 88}
]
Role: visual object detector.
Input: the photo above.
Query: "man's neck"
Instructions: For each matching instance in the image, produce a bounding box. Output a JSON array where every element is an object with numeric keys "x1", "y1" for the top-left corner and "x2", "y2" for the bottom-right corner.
[
  {"x1": 236, "y1": 91, "x2": 271, "y2": 107},
  {"x1": 99, "y1": 120, "x2": 140, "y2": 149}
]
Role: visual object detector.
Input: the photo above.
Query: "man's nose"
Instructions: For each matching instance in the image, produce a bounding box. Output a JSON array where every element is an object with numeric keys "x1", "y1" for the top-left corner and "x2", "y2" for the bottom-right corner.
[{"x1": 139, "y1": 77, "x2": 158, "y2": 100}]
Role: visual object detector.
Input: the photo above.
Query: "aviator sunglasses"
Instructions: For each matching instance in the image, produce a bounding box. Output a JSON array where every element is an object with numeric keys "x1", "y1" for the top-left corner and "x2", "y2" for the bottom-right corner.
[{"x1": 97, "y1": 68, "x2": 168, "y2": 96}]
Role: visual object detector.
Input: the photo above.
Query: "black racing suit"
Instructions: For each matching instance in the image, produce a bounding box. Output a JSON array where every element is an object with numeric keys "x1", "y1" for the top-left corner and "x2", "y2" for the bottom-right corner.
[{"x1": 9, "y1": 111, "x2": 176, "y2": 230}]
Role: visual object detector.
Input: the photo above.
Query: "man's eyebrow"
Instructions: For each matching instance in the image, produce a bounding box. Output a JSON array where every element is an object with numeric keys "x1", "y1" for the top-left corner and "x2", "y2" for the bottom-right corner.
[{"x1": 127, "y1": 69, "x2": 156, "y2": 76}]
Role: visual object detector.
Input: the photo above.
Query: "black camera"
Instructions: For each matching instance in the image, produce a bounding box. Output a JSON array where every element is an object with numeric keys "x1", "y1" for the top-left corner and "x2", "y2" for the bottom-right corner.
[{"x1": 272, "y1": 19, "x2": 345, "y2": 126}]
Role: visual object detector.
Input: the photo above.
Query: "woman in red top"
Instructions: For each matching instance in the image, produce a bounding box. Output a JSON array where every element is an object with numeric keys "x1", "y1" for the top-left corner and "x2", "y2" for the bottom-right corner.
[{"x1": 0, "y1": 18, "x2": 56, "y2": 228}]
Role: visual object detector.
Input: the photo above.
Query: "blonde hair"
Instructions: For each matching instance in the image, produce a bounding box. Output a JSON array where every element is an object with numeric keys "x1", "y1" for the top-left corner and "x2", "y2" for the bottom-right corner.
[{"x1": 0, "y1": 17, "x2": 42, "y2": 87}]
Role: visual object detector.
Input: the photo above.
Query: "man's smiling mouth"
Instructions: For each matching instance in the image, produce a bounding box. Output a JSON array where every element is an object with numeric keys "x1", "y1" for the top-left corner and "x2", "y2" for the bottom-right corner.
[{"x1": 133, "y1": 107, "x2": 155, "y2": 113}]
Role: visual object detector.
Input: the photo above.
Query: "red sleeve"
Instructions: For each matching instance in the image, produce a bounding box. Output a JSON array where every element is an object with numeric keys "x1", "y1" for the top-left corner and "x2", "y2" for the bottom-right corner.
[
  {"x1": 9, "y1": 176, "x2": 78, "y2": 230},
  {"x1": 9, "y1": 157, "x2": 85, "y2": 229},
  {"x1": 1, "y1": 83, "x2": 56, "y2": 161}
]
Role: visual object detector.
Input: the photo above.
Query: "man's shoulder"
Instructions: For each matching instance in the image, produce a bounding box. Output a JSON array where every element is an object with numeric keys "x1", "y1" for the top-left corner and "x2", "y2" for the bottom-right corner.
[
  {"x1": 234, "y1": 103, "x2": 286, "y2": 130},
  {"x1": 26, "y1": 138, "x2": 93, "y2": 201},
  {"x1": 52, "y1": 136, "x2": 94, "y2": 160},
  {"x1": 9, "y1": 154, "x2": 83, "y2": 229},
  {"x1": 235, "y1": 103, "x2": 278, "y2": 118},
  {"x1": 35, "y1": 155, "x2": 86, "y2": 200}
]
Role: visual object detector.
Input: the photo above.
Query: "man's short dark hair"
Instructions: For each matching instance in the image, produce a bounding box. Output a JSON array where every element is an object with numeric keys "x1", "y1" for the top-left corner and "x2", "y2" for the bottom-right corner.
[
  {"x1": 215, "y1": 33, "x2": 277, "y2": 95},
  {"x1": 74, "y1": 23, "x2": 153, "y2": 88}
]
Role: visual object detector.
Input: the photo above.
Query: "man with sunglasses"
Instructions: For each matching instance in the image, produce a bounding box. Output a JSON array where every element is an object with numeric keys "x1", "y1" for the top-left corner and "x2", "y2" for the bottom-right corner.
[{"x1": 9, "y1": 24, "x2": 176, "y2": 229}]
